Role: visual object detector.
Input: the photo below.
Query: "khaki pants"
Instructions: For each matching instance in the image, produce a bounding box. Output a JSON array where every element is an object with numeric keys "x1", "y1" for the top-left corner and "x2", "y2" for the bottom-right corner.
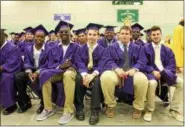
[
  {"x1": 100, "y1": 70, "x2": 148, "y2": 110},
  {"x1": 146, "y1": 77, "x2": 183, "y2": 112},
  {"x1": 42, "y1": 70, "x2": 76, "y2": 113}
]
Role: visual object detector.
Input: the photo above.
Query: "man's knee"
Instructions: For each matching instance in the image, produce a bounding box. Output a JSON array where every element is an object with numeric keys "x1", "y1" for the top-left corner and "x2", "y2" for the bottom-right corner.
[
  {"x1": 64, "y1": 70, "x2": 76, "y2": 79},
  {"x1": 148, "y1": 80, "x2": 158, "y2": 88},
  {"x1": 100, "y1": 70, "x2": 118, "y2": 85},
  {"x1": 134, "y1": 72, "x2": 148, "y2": 87}
]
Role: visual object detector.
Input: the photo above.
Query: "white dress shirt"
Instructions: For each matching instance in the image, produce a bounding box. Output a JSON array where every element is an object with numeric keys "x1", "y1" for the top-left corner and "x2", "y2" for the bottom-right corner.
[
  {"x1": 25, "y1": 44, "x2": 45, "y2": 73},
  {"x1": 58, "y1": 42, "x2": 70, "y2": 58}
]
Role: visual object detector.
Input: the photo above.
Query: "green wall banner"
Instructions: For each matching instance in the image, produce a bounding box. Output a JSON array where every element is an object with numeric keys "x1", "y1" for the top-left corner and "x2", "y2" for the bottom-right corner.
[{"x1": 117, "y1": 9, "x2": 139, "y2": 23}]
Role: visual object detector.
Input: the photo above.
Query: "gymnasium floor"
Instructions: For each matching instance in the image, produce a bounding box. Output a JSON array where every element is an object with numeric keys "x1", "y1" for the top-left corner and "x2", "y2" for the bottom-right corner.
[{"x1": 1, "y1": 74, "x2": 184, "y2": 126}]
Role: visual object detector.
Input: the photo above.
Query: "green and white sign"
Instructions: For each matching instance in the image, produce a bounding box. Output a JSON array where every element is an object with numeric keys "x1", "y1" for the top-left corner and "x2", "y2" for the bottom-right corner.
[
  {"x1": 117, "y1": 9, "x2": 139, "y2": 23},
  {"x1": 112, "y1": 0, "x2": 143, "y2": 5}
]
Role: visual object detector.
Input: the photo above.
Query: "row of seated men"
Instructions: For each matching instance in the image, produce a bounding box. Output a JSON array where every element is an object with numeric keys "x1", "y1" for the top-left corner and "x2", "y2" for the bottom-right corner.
[{"x1": 0, "y1": 21, "x2": 183, "y2": 125}]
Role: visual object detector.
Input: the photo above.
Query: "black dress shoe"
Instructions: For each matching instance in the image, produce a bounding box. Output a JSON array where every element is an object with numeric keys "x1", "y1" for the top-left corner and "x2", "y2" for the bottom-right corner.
[
  {"x1": 76, "y1": 110, "x2": 85, "y2": 121},
  {"x1": 18, "y1": 103, "x2": 32, "y2": 113},
  {"x1": 3, "y1": 104, "x2": 17, "y2": 115},
  {"x1": 89, "y1": 110, "x2": 99, "y2": 125},
  {"x1": 36, "y1": 105, "x2": 44, "y2": 114}
]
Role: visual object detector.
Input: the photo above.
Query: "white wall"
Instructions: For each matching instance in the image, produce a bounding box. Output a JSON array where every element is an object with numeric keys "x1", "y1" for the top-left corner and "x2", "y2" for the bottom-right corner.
[{"x1": 1, "y1": 1, "x2": 183, "y2": 37}]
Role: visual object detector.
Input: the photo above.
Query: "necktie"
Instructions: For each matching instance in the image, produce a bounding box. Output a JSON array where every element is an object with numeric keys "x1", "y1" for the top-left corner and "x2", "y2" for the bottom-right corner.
[
  {"x1": 123, "y1": 44, "x2": 130, "y2": 71},
  {"x1": 88, "y1": 45, "x2": 93, "y2": 70}
]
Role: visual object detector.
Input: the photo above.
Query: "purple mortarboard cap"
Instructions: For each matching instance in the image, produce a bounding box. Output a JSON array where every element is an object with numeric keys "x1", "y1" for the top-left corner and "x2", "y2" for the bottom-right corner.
[
  {"x1": 86, "y1": 23, "x2": 103, "y2": 31},
  {"x1": 100, "y1": 33, "x2": 104, "y2": 37},
  {"x1": 31, "y1": 24, "x2": 49, "y2": 36},
  {"x1": 144, "y1": 29, "x2": 151, "y2": 35},
  {"x1": 131, "y1": 23, "x2": 144, "y2": 31},
  {"x1": 55, "y1": 20, "x2": 74, "y2": 33},
  {"x1": 23, "y1": 26, "x2": 33, "y2": 33},
  {"x1": 103, "y1": 25, "x2": 117, "y2": 31},
  {"x1": 76, "y1": 28, "x2": 86, "y2": 35},
  {"x1": 49, "y1": 30, "x2": 55, "y2": 35},
  {"x1": 9, "y1": 32, "x2": 15, "y2": 35}
]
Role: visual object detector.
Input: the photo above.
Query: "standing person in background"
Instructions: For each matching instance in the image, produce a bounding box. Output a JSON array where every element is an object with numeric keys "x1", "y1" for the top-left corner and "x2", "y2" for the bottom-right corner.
[{"x1": 172, "y1": 18, "x2": 184, "y2": 73}]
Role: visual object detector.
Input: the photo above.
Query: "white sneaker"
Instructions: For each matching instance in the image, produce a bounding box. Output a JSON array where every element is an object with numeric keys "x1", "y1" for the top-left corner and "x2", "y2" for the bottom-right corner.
[
  {"x1": 58, "y1": 112, "x2": 74, "y2": 125},
  {"x1": 169, "y1": 110, "x2": 183, "y2": 122},
  {"x1": 143, "y1": 111, "x2": 152, "y2": 122},
  {"x1": 36, "y1": 109, "x2": 55, "y2": 121}
]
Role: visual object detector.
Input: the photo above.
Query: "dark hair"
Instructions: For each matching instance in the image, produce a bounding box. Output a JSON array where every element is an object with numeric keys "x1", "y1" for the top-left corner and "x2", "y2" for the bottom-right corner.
[
  {"x1": 150, "y1": 26, "x2": 162, "y2": 33},
  {"x1": 179, "y1": 20, "x2": 184, "y2": 26},
  {"x1": 119, "y1": 25, "x2": 132, "y2": 34}
]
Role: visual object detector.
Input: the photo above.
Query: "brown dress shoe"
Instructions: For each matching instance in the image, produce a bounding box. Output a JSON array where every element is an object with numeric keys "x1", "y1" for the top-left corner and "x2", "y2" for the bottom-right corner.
[
  {"x1": 133, "y1": 109, "x2": 142, "y2": 119},
  {"x1": 105, "y1": 107, "x2": 115, "y2": 118}
]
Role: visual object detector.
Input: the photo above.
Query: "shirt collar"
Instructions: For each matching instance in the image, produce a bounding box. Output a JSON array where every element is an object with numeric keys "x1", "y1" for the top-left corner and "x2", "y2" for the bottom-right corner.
[
  {"x1": 118, "y1": 41, "x2": 130, "y2": 48},
  {"x1": 87, "y1": 42, "x2": 98, "y2": 49},
  {"x1": 152, "y1": 42, "x2": 161, "y2": 49},
  {"x1": 58, "y1": 41, "x2": 71, "y2": 46},
  {"x1": 1, "y1": 41, "x2": 8, "y2": 49},
  {"x1": 34, "y1": 43, "x2": 45, "y2": 51}
]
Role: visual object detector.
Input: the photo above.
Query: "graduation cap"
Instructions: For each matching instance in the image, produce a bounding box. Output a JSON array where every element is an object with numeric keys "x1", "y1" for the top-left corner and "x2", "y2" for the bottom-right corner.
[
  {"x1": 144, "y1": 29, "x2": 151, "y2": 35},
  {"x1": 86, "y1": 23, "x2": 104, "y2": 31},
  {"x1": 72, "y1": 30, "x2": 77, "y2": 35},
  {"x1": 48, "y1": 30, "x2": 55, "y2": 35},
  {"x1": 103, "y1": 25, "x2": 117, "y2": 31},
  {"x1": 9, "y1": 32, "x2": 15, "y2": 35},
  {"x1": 131, "y1": 23, "x2": 144, "y2": 31},
  {"x1": 14, "y1": 33, "x2": 21, "y2": 37},
  {"x1": 55, "y1": 20, "x2": 74, "y2": 33},
  {"x1": 31, "y1": 24, "x2": 49, "y2": 36},
  {"x1": 76, "y1": 28, "x2": 86, "y2": 35},
  {"x1": 100, "y1": 33, "x2": 104, "y2": 37},
  {"x1": 20, "y1": 32, "x2": 25, "y2": 36},
  {"x1": 23, "y1": 26, "x2": 33, "y2": 33}
]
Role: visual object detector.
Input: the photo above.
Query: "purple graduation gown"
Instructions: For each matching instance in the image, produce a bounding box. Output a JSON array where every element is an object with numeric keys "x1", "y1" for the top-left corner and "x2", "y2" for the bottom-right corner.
[
  {"x1": 97, "y1": 37, "x2": 117, "y2": 48},
  {"x1": 39, "y1": 42, "x2": 79, "y2": 107},
  {"x1": 76, "y1": 43, "x2": 105, "y2": 74},
  {"x1": 0, "y1": 42, "x2": 22, "y2": 108},
  {"x1": 143, "y1": 43, "x2": 177, "y2": 86},
  {"x1": 18, "y1": 40, "x2": 34, "y2": 56},
  {"x1": 134, "y1": 39, "x2": 145, "y2": 47},
  {"x1": 102, "y1": 42, "x2": 147, "y2": 95},
  {"x1": 143, "y1": 43, "x2": 177, "y2": 101}
]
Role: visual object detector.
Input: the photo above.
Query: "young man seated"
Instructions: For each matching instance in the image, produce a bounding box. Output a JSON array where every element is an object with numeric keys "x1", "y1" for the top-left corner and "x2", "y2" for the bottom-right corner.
[{"x1": 143, "y1": 26, "x2": 183, "y2": 122}]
